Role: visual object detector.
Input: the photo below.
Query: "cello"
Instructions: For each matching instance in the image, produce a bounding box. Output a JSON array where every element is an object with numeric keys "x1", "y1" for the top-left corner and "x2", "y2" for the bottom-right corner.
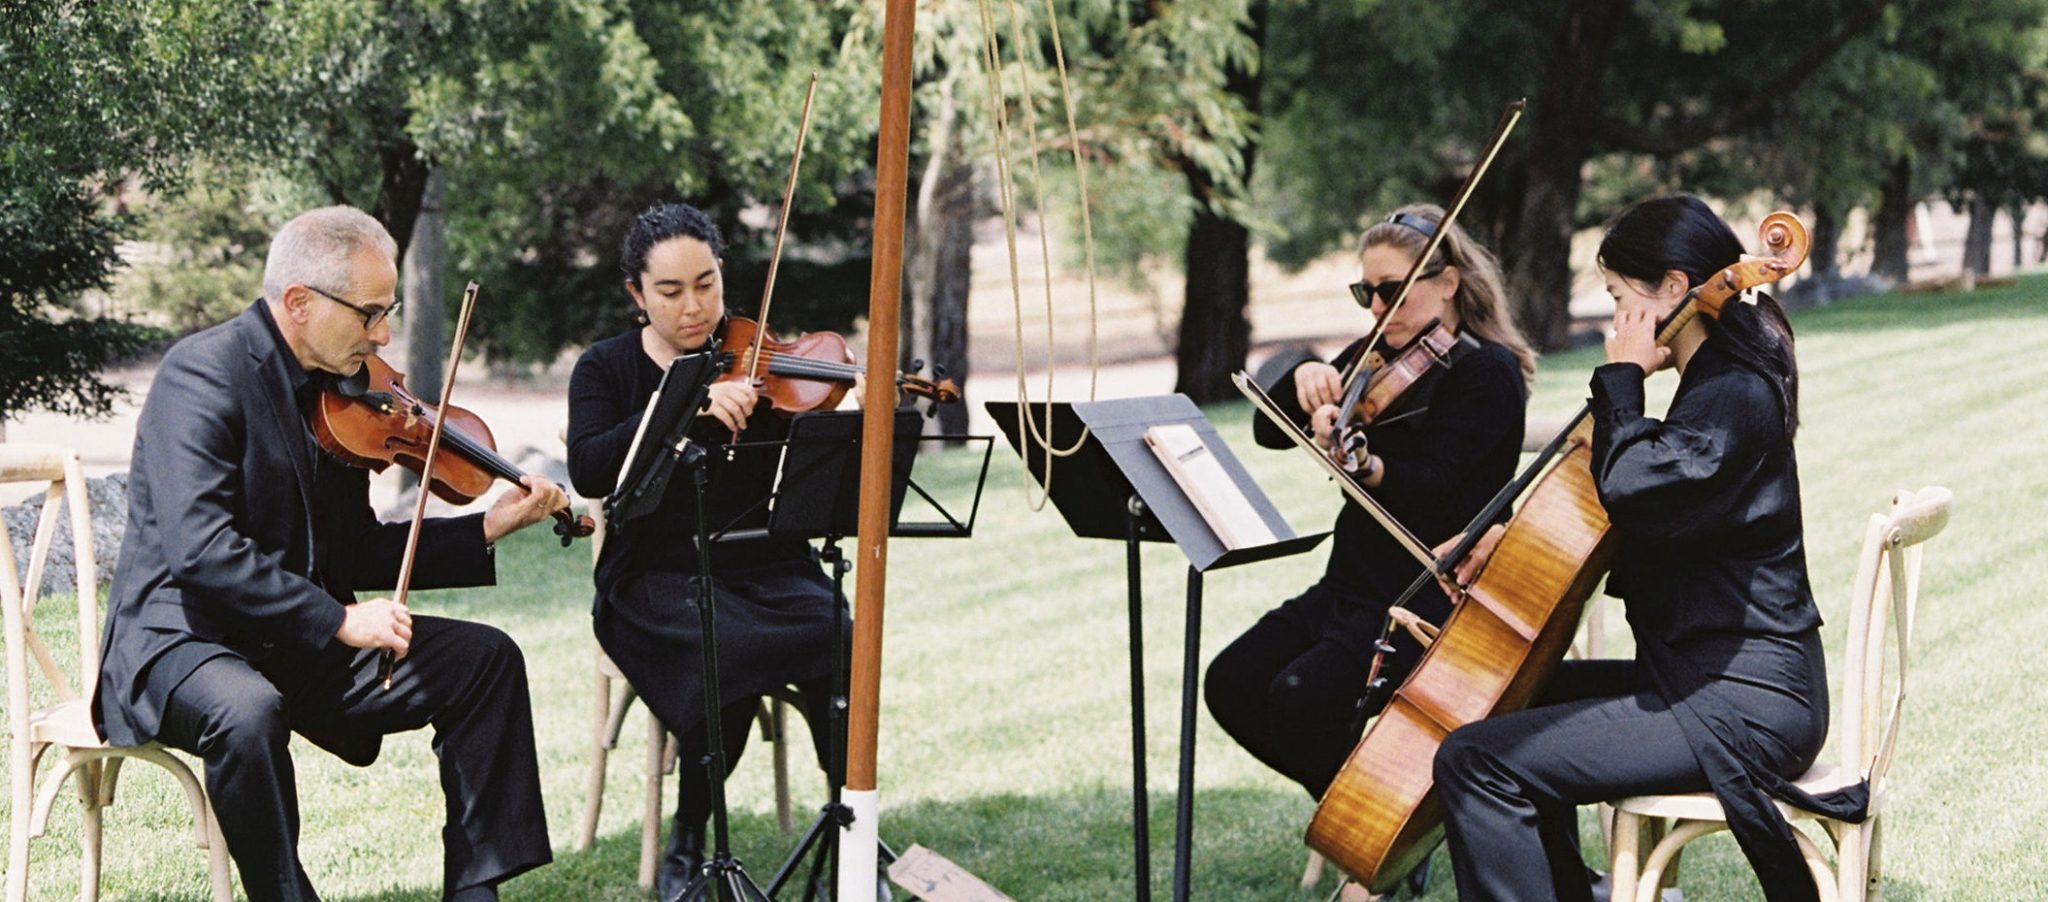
[{"x1": 1304, "y1": 212, "x2": 1812, "y2": 891}]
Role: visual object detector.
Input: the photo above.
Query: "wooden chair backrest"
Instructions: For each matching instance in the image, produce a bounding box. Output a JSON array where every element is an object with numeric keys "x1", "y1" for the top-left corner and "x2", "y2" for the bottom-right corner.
[
  {"x1": 1838, "y1": 485, "x2": 1952, "y2": 791},
  {"x1": 1, "y1": 445, "x2": 101, "y2": 737}
]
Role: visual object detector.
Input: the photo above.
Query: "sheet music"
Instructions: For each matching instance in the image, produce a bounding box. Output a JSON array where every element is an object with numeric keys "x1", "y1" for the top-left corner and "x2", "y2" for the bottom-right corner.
[{"x1": 1145, "y1": 423, "x2": 1278, "y2": 549}]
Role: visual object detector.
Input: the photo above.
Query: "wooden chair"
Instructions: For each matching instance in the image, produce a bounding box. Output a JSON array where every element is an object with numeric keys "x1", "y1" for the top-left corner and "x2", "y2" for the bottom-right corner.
[
  {"x1": 568, "y1": 482, "x2": 798, "y2": 890},
  {"x1": 1608, "y1": 486, "x2": 1952, "y2": 902},
  {"x1": 2, "y1": 444, "x2": 232, "y2": 902}
]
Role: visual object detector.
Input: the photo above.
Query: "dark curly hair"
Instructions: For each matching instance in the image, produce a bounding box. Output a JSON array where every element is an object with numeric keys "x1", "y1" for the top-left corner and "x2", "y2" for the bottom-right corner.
[
  {"x1": 1598, "y1": 195, "x2": 1801, "y2": 440},
  {"x1": 620, "y1": 203, "x2": 726, "y2": 287}
]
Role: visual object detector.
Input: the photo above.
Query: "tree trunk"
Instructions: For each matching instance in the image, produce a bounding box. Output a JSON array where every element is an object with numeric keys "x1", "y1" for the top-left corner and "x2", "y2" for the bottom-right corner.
[
  {"x1": 1174, "y1": 198, "x2": 1254, "y2": 403},
  {"x1": 1504, "y1": 151, "x2": 1585, "y2": 351},
  {"x1": 1784, "y1": 201, "x2": 1844, "y2": 308},
  {"x1": 1871, "y1": 155, "x2": 1913, "y2": 285},
  {"x1": 370, "y1": 106, "x2": 430, "y2": 267},
  {"x1": 906, "y1": 74, "x2": 973, "y2": 441},
  {"x1": 1172, "y1": 0, "x2": 1265, "y2": 404},
  {"x1": 1963, "y1": 194, "x2": 1994, "y2": 277},
  {"x1": 1809, "y1": 202, "x2": 1842, "y2": 282},
  {"x1": 1501, "y1": 0, "x2": 1616, "y2": 351},
  {"x1": 2011, "y1": 203, "x2": 2027, "y2": 272},
  {"x1": 928, "y1": 174, "x2": 973, "y2": 440},
  {"x1": 405, "y1": 167, "x2": 448, "y2": 404}
]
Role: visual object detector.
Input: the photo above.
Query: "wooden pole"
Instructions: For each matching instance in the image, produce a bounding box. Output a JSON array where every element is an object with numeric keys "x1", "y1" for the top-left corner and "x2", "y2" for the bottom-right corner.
[{"x1": 841, "y1": 0, "x2": 915, "y2": 897}]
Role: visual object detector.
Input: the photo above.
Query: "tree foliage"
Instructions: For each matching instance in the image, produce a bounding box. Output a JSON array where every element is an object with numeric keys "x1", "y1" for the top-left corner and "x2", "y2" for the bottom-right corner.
[
  {"x1": 1259, "y1": 0, "x2": 1896, "y2": 348},
  {"x1": 0, "y1": 1, "x2": 268, "y2": 422}
]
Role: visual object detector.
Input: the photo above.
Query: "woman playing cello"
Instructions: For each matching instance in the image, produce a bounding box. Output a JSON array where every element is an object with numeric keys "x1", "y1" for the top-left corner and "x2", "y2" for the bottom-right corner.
[
  {"x1": 1433, "y1": 195, "x2": 1860, "y2": 901},
  {"x1": 565, "y1": 203, "x2": 849, "y2": 898},
  {"x1": 1205, "y1": 203, "x2": 1536, "y2": 801}
]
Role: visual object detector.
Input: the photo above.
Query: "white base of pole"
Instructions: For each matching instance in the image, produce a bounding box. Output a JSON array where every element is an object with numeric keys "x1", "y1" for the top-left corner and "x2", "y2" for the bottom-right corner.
[{"x1": 837, "y1": 787, "x2": 881, "y2": 902}]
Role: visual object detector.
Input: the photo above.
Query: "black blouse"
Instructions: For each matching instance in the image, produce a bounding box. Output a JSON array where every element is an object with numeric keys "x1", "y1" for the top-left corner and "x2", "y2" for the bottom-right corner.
[
  {"x1": 1255, "y1": 333, "x2": 1527, "y2": 613},
  {"x1": 1589, "y1": 335, "x2": 1865, "y2": 901}
]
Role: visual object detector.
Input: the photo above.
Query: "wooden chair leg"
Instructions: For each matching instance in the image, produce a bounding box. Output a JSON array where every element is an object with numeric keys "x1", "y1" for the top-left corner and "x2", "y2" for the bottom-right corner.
[
  {"x1": 1790, "y1": 828, "x2": 1840, "y2": 902},
  {"x1": 1609, "y1": 811, "x2": 1642, "y2": 902},
  {"x1": 578, "y1": 667, "x2": 613, "y2": 851},
  {"x1": 1300, "y1": 849, "x2": 1326, "y2": 889},
  {"x1": 770, "y1": 698, "x2": 792, "y2": 834},
  {"x1": 8, "y1": 748, "x2": 32, "y2": 902},
  {"x1": 638, "y1": 723, "x2": 668, "y2": 891},
  {"x1": 1834, "y1": 820, "x2": 1866, "y2": 902},
  {"x1": 203, "y1": 796, "x2": 233, "y2": 902},
  {"x1": 76, "y1": 761, "x2": 102, "y2": 902},
  {"x1": 1636, "y1": 819, "x2": 1718, "y2": 902}
]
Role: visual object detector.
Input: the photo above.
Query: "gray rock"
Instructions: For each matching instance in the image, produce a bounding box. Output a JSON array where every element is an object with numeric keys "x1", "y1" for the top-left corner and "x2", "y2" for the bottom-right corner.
[{"x1": 4, "y1": 472, "x2": 128, "y2": 595}]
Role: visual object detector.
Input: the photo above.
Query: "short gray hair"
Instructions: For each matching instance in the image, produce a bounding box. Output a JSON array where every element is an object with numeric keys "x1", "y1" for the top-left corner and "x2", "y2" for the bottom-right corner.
[{"x1": 262, "y1": 206, "x2": 399, "y2": 302}]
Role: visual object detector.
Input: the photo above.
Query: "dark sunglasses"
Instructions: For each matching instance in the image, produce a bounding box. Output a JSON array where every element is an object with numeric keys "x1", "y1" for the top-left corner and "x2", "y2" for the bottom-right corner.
[
  {"x1": 306, "y1": 285, "x2": 402, "y2": 330},
  {"x1": 1349, "y1": 265, "x2": 1445, "y2": 309}
]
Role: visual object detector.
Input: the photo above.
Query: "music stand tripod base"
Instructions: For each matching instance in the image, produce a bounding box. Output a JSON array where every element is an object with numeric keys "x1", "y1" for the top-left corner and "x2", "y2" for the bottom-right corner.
[{"x1": 987, "y1": 396, "x2": 1326, "y2": 902}]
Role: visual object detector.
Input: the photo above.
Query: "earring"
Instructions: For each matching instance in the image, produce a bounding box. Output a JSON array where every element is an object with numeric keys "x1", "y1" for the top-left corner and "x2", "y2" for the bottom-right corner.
[{"x1": 633, "y1": 308, "x2": 650, "y2": 326}]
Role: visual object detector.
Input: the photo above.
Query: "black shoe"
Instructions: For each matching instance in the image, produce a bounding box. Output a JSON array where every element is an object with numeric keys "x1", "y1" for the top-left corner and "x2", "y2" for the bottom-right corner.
[{"x1": 657, "y1": 822, "x2": 707, "y2": 902}]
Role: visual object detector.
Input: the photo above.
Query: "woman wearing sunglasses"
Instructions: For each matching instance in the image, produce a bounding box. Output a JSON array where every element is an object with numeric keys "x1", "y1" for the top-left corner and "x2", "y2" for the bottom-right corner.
[{"x1": 1205, "y1": 203, "x2": 1536, "y2": 816}]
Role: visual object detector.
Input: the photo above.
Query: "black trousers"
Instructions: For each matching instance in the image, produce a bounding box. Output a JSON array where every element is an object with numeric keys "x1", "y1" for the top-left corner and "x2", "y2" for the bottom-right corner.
[
  {"x1": 1203, "y1": 581, "x2": 1435, "y2": 799},
  {"x1": 670, "y1": 678, "x2": 836, "y2": 829},
  {"x1": 596, "y1": 561, "x2": 843, "y2": 831},
  {"x1": 1433, "y1": 653, "x2": 1824, "y2": 902},
  {"x1": 156, "y1": 616, "x2": 549, "y2": 902}
]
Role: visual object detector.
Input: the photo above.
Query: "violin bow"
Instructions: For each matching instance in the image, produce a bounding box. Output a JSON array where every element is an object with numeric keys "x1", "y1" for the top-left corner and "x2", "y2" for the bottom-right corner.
[
  {"x1": 740, "y1": 71, "x2": 821, "y2": 393},
  {"x1": 1233, "y1": 372, "x2": 1435, "y2": 567},
  {"x1": 378, "y1": 279, "x2": 481, "y2": 689},
  {"x1": 1341, "y1": 99, "x2": 1523, "y2": 387}
]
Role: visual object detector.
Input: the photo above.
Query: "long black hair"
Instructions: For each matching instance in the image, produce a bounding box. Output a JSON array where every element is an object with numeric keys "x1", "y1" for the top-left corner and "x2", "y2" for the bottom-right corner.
[
  {"x1": 1598, "y1": 195, "x2": 1801, "y2": 440},
  {"x1": 620, "y1": 203, "x2": 726, "y2": 287}
]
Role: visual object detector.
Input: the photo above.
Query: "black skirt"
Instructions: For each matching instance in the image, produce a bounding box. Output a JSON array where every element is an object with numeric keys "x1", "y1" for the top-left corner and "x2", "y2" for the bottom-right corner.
[{"x1": 594, "y1": 559, "x2": 842, "y2": 736}]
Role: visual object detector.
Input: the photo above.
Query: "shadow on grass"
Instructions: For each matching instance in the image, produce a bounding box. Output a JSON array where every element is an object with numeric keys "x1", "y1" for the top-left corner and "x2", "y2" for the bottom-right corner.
[{"x1": 247, "y1": 784, "x2": 1355, "y2": 901}]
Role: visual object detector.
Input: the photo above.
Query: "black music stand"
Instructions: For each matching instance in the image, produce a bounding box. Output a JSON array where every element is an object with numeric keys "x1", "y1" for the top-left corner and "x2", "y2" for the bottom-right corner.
[
  {"x1": 606, "y1": 351, "x2": 771, "y2": 902},
  {"x1": 749, "y1": 409, "x2": 988, "y2": 901},
  {"x1": 987, "y1": 396, "x2": 1327, "y2": 902}
]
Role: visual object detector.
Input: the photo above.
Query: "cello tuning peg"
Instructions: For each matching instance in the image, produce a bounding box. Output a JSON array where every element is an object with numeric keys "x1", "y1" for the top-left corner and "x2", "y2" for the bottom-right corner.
[
  {"x1": 909, "y1": 358, "x2": 926, "y2": 374},
  {"x1": 931, "y1": 363, "x2": 948, "y2": 379}
]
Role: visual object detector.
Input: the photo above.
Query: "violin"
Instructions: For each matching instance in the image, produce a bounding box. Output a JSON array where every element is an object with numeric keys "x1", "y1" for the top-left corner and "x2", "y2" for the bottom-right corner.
[
  {"x1": 713, "y1": 315, "x2": 960, "y2": 415},
  {"x1": 310, "y1": 353, "x2": 596, "y2": 546},
  {"x1": 1332, "y1": 318, "x2": 1476, "y2": 443}
]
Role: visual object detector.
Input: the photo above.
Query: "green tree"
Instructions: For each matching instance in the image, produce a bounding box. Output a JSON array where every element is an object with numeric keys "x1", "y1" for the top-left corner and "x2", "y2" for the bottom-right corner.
[
  {"x1": 1261, "y1": 0, "x2": 1890, "y2": 350},
  {"x1": 0, "y1": 1, "x2": 264, "y2": 426}
]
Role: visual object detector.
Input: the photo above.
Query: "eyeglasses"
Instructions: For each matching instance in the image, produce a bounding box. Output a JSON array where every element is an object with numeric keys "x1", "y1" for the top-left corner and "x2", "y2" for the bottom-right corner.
[
  {"x1": 1349, "y1": 265, "x2": 1445, "y2": 310},
  {"x1": 306, "y1": 285, "x2": 401, "y2": 330}
]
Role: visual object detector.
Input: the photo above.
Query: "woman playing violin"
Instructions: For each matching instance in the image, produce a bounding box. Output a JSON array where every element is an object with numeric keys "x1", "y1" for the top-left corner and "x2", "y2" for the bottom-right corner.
[
  {"x1": 1434, "y1": 196, "x2": 1853, "y2": 902},
  {"x1": 1205, "y1": 203, "x2": 1536, "y2": 803},
  {"x1": 565, "y1": 203, "x2": 849, "y2": 898}
]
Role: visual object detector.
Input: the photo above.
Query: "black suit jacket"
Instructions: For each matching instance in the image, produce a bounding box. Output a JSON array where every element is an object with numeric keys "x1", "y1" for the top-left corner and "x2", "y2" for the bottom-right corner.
[{"x1": 93, "y1": 302, "x2": 496, "y2": 750}]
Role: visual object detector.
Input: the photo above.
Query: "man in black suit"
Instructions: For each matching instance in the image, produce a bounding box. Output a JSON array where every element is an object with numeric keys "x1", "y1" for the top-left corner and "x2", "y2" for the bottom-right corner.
[{"x1": 92, "y1": 205, "x2": 570, "y2": 902}]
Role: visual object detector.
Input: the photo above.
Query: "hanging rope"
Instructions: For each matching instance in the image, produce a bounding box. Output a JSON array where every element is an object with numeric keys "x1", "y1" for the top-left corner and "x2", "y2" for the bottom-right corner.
[{"x1": 975, "y1": 0, "x2": 1102, "y2": 510}]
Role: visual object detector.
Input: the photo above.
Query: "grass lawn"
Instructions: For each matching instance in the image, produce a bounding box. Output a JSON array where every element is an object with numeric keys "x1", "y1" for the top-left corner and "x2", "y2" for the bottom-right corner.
[{"x1": 6, "y1": 276, "x2": 2046, "y2": 900}]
